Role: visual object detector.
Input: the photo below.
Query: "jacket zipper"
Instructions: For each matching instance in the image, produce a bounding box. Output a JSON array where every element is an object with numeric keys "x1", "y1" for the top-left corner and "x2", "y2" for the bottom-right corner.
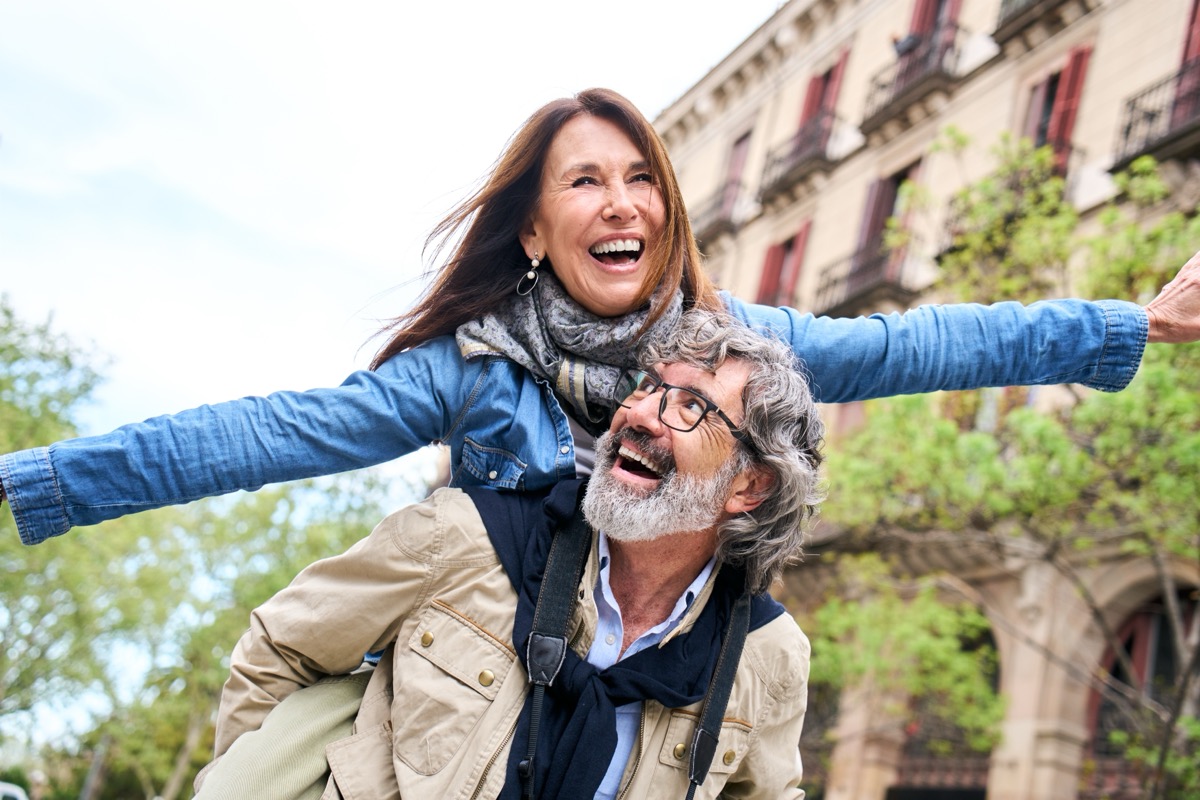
[
  {"x1": 615, "y1": 704, "x2": 648, "y2": 800},
  {"x1": 469, "y1": 712, "x2": 520, "y2": 800}
]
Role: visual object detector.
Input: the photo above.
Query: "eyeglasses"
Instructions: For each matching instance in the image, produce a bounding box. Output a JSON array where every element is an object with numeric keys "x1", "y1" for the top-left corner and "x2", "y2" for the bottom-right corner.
[{"x1": 612, "y1": 368, "x2": 755, "y2": 451}]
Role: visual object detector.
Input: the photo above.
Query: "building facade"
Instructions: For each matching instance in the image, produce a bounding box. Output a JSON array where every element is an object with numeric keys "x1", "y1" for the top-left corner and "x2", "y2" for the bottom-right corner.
[{"x1": 656, "y1": 1, "x2": 1200, "y2": 798}]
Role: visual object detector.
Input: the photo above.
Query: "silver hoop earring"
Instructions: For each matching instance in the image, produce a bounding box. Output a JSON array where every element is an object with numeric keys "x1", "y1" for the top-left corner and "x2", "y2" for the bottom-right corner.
[{"x1": 517, "y1": 253, "x2": 541, "y2": 295}]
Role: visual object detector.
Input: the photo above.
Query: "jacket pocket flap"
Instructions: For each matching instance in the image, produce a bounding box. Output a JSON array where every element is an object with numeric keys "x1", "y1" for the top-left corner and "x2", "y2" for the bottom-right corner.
[
  {"x1": 407, "y1": 601, "x2": 516, "y2": 701},
  {"x1": 657, "y1": 710, "x2": 753, "y2": 775},
  {"x1": 460, "y1": 438, "x2": 527, "y2": 489}
]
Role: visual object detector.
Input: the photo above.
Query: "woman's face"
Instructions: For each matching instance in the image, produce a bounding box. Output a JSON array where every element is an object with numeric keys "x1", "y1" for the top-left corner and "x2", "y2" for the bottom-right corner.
[{"x1": 521, "y1": 115, "x2": 666, "y2": 318}]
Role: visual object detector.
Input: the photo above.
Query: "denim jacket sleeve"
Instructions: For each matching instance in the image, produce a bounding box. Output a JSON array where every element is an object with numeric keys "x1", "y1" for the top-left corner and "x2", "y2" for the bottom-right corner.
[
  {"x1": 724, "y1": 294, "x2": 1149, "y2": 403},
  {"x1": 2, "y1": 297, "x2": 1150, "y2": 545},
  {"x1": 0, "y1": 337, "x2": 477, "y2": 545}
]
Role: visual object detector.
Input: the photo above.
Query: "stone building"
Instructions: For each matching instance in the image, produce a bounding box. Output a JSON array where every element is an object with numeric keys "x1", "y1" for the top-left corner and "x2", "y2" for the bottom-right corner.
[{"x1": 655, "y1": 1, "x2": 1200, "y2": 798}]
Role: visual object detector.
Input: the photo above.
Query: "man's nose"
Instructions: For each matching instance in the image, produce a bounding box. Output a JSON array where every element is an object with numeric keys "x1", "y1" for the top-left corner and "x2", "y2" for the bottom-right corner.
[{"x1": 622, "y1": 391, "x2": 666, "y2": 435}]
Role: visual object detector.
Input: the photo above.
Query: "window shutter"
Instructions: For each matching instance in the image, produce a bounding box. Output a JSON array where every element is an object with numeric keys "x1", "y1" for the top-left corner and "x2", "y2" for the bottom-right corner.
[
  {"x1": 909, "y1": 0, "x2": 938, "y2": 34},
  {"x1": 799, "y1": 74, "x2": 825, "y2": 126},
  {"x1": 779, "y1": 221, "x2": 812, "y2": 303},
  {"x1": 824, "y1": 49, "x2": 850, "y2": 114},
  {"x1": 757, "y1": 244, "x2": 786, "y2": 304},
  {"x1": 1046, "y1": 45, "x2": 1092, "y2": 171},
  {"x1": 1184, "y1": 0, "x2": 1200, "y2": 64}
]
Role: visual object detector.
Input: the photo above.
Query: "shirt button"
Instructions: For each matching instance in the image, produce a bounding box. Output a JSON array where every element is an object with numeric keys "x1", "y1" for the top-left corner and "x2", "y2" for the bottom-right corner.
[
  {"x1": 560, "y1": 445, "x2": 570, "y2": 454},
  {"x1": 723, "y1": 750, "x2": 736, "y2": 765},
  {"x1": 605, "y1": 633, "x2": 616, "y2": 645},
  {"x1": 488, "y1": 470, "x2": 498, "y2": 480}
]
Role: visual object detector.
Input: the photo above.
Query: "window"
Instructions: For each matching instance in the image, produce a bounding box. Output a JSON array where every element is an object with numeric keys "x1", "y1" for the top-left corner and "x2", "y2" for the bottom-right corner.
[
  {"x1": 757, "y1": 221, "x2": 811, "y2": 306},
  {"x1": 855, "y1": 162, "x2": 919, "y2": 270},
  {"x1": 719, "y1": 132, "x2": 752, "y2": 218},
  {"x1": 798, "y1": 49, "x2": 849, "y2": 151},
  {"x1": 1088, "y1": 592, "x2": 1198, "y2": 757},
  {"x1": 1022, "y1": 46, "x2": 1092, "y2": 172}
]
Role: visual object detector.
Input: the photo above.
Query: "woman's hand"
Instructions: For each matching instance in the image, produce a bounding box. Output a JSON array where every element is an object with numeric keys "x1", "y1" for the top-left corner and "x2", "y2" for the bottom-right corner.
[{"x1": 1146, "y1": 250, "x2": 1200, "y2": 343}]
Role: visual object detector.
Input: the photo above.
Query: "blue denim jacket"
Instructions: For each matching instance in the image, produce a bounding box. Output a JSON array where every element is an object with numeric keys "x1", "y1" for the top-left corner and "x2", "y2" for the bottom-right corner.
[{"x1": 1, "y1": 295, "x2": 1147, "y2": 545}]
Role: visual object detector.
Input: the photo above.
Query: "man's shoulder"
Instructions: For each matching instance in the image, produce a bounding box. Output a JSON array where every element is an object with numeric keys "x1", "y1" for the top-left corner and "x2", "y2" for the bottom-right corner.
[
  {"x1": 741, "y1": 612, "x2": 811, "y2": 696},
  {"x1": 375, "y1": 487, "x2": 496, "y2": 565}
]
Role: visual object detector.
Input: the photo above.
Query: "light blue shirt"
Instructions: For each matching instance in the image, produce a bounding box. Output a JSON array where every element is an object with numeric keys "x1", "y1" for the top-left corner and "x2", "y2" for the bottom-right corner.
[{"x1": 588, "y1": 531, "x2": 716, "y2": 800}]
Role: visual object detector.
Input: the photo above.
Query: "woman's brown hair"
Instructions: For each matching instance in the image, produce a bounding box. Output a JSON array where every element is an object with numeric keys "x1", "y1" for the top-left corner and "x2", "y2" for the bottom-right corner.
[{"x1": 369, "y1": 88, "x2": 720, "y2": 368}]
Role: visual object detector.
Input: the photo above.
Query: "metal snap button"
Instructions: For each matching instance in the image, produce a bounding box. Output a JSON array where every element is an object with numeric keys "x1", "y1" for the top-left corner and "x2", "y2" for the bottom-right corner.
[
  {"x1": 479, "y1": 669, "x2": 495, "y2": 687},
  {"x1": 420, "y1": 631, "x2": 434, "y2": 647},
  {"x1": 723, "y1": 750, "x2": 736, "y2": 766},
  {"x1": 488, "y1": 470, "x2": 498, "y2": 480},
  {"x1": 673, "y1": 743, "x2": 687, "y2": 759}
]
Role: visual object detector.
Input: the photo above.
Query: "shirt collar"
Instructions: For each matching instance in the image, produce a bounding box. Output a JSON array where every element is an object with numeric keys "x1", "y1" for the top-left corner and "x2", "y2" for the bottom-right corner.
[{"x1": 596, "y1": 530, "x2": 717, "y2": 642}]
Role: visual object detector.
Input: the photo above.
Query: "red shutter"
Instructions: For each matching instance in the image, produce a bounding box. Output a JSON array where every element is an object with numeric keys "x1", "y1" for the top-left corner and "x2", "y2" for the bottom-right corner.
[
  {"x1": 1046, "y1": 46, "x2": 1092, "y2": 171},
  {"x1": 757, "y1": 244, "x2": 786, "y2": 304},
  {"x1": 779, "y1": 221, "x2": 812, "y2": 303},
  {"x1": 856, "y1": 179, "x2": 895, "y2": 253},
  {"x1": 824, "y1": 49, "x2": 850, "y2": 114},
  {"x1": 1184, "y1": 0, "x2": 1200, "y2": 64},
  {"x1": 909, "y1": 0, "x2": 938, "y2": 34},
  {"x1": 799, "y1": 74, "x2": 825, "y2": 126}
]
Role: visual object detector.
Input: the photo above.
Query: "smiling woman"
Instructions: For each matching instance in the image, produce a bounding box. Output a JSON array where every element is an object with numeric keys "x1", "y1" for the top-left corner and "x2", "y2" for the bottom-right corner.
[{"x1": 520, "y1": 115, "x2": 665, "y2": 317}]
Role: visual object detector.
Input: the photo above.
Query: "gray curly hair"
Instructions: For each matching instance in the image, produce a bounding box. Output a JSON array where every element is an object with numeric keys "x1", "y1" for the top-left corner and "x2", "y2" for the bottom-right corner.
[{"x1": 638, "y1": 309, "x2": 825, "y2": 593}]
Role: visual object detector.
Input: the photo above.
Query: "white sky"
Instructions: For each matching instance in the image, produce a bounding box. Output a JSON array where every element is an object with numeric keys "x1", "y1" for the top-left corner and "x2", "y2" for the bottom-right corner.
[{"x1": 1, "y1": 0, "x2": 787, "y2": 437}]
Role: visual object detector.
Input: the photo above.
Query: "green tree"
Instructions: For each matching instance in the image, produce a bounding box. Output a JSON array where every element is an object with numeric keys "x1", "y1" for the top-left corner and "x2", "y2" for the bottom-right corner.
[
  {"x1": 2, "y1": 298, "x2": 423, "y2": 798},
  {"x1": 804, "y1": 149, "x2": 1200, "y2": 798}
]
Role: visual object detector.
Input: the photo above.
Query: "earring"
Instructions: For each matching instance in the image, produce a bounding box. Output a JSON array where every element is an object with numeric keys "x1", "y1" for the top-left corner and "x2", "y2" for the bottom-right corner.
[{"x1": 517, "y1": 253, "x2": 541, "y2": 295}]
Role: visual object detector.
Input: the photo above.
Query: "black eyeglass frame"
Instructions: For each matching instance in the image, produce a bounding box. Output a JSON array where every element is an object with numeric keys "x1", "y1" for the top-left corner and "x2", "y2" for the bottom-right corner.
[{"x1": 613, "y1": 368, "x2": 757, "y2": 452}]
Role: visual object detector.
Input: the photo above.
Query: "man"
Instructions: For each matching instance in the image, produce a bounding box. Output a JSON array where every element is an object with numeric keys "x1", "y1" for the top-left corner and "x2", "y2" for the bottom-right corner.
[{"x1": 197, "y1": 310, "x2": 825, "y2": 800}]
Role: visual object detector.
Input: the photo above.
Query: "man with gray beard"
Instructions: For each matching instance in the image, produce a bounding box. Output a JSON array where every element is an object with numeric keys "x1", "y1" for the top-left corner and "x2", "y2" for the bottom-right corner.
[{"x1": 198, "y1": 310, "x2": 825, "y2": 800}]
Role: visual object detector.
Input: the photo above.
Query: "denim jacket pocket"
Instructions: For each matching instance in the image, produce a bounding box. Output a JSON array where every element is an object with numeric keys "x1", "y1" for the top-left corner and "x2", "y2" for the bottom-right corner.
[
  {"x1": 459, "y1": 437, "x2": 528, "y2": 490},
  {"x1": 392, "y1": 601, "x2": 517, "y2": 776}
]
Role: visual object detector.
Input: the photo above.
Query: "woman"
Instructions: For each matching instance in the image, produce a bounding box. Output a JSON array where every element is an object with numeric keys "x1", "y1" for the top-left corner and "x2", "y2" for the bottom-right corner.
[{"x1": 0, "y1": 88, "x2": 1194, "y2": 545}]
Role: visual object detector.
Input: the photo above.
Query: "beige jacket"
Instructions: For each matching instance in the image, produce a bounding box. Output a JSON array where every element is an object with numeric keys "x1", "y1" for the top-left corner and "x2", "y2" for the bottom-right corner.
[{"x1": 215, "y1": 488, "x2": 810, "y2": 800}]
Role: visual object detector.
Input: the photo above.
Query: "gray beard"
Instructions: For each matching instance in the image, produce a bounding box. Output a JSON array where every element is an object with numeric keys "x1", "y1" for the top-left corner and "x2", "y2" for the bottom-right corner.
[{"x1": 582, "y1": 429, "x2": 741, "y2": 543}]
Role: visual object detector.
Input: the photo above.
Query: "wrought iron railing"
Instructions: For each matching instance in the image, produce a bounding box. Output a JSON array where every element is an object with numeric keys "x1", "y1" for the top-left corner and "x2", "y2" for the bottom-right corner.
[
  {"x1": 1114, "y1": 58, "x2": 1200, "y2": 165},
  {"x1": 688, "y1": 180, "x2": 741, "y2": 244},
  {"x1": 760, "y1": 109, "x2": 838, "y2": 201},
  {"x1": 812, "y1": 236, "x2": 922, "y2": 317},
  {"x1": 863, "y1": 24, "x2": 965, "y2": 127},
  {"x1": 1076, "y1": 757, "x2": 1145, "y2": 800}
]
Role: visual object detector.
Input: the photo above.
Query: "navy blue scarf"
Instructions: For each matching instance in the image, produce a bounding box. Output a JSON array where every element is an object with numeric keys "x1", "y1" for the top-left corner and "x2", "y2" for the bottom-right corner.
[{"x1": 464, "y1": 480, "x2": 784, "y2": 799}]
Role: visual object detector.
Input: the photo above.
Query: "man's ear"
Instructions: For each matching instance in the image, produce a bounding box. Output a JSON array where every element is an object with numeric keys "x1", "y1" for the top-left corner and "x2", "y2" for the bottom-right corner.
[{"x1": 724, "y1": 465, "x2": 775, "y2": 515}]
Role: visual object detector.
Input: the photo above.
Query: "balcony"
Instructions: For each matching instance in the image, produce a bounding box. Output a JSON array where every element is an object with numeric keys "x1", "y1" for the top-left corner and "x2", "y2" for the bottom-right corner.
[
  {"x1": 861, "y1": 24, "x2": 967, "y2": 137},
  {"x1": 689, "y1": 180, "x2": 741, "y2": 249},
  {"x1": 1076, "y1": 757, "x2": 1145, "y2": 800},
  {"x1": 1112, "y1": 59, "x2": 1200, "y2": 172},
  {"x1": 994, "y1": 0, "x2": 1097, "y2": 51},
  {"x1": 812, "y1": 237, "x2": 923, "y2": 318},
  {"x1": 759, "y1": 110, "x2": 839, "y2": 206}
]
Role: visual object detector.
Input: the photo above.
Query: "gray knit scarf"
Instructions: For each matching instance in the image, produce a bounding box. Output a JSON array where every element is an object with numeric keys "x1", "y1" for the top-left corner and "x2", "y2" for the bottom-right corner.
[{"x1": 456, "y1": 271, "x2": 683, "y2": 428}]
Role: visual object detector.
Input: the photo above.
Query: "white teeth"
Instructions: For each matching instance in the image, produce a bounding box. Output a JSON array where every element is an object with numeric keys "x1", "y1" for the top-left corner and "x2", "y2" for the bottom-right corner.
[
  {"x1": 618, "y1": 445, "x2": 662, "y2": 476},
  {"x1": 590, "y1": 239, "x2": 642, "y2": 255}
]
